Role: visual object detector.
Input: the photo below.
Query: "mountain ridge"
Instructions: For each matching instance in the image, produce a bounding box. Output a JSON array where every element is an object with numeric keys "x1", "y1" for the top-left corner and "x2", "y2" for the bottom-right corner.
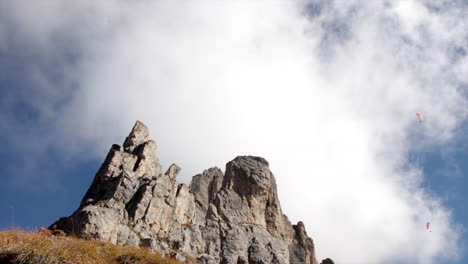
[{"x1": 50, "y1": 121, "x2": 334, "y2": 264}]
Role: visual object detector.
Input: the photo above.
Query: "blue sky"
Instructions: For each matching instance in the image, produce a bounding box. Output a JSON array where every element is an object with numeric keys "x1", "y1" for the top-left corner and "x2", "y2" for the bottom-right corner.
[{"x1": 0, "y1": 1, "x2": 467, "y2": 263}]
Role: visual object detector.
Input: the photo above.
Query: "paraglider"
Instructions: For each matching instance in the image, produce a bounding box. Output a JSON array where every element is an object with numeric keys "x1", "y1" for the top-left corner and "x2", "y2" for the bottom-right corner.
[
  {"x1": 426, "y1": 222, "x2": 431, "y2": 232},
  {"x1": 416, "y1": 113, "x2": 424, "y2": 122}
]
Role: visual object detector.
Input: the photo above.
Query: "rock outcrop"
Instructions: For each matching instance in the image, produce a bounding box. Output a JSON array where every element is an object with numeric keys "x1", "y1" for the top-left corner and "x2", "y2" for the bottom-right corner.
[
  {"x1": 50, "y1": 121, "x2": 332, "y2": 264},
  {"x1": 319, "y1": 259, "x2": 335, "y2": 264}
]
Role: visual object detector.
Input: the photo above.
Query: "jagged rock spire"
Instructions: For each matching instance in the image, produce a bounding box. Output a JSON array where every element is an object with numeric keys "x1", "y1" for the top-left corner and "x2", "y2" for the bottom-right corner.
[
  {"x1": 50, "y1": 121, "x2": 331, "y2": 264},
  {"x1": 123, "y1": 120, "x2": 150, "y2": 153},
  {"x1": 165, "y1": 163, "x2": 181, "y2": 179}
]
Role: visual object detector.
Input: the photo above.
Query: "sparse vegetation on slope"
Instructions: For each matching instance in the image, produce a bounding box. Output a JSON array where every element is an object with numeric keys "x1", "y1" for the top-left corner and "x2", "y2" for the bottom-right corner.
[{"x1": 0, "y1": 229, "x2": 181, "y2": 264}]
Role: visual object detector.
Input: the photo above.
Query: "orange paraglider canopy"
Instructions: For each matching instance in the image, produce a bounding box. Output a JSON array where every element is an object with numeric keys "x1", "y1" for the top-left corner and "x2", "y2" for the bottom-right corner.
[{"x1": 416, "y1": 113, "x2": 424, "y2": 121}]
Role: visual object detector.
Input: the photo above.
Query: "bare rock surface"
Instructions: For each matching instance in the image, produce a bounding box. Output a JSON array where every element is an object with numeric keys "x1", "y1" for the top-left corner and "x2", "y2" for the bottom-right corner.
[{"x1": 50, "y1": 121, "x2": 329, "y2": 264}]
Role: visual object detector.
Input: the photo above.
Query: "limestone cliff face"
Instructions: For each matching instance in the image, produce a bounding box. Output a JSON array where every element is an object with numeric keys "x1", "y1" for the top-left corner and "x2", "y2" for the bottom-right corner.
[{"x1": 50, "y1": 121, "x2": 331, "y2": 264}]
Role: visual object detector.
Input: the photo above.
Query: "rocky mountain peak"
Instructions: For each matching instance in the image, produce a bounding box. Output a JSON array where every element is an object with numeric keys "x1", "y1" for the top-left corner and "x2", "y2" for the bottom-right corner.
[
  {"x1": 224, "y1": 156, "x2": 271, "y2": 198},
  {"x1": 123, "y1": 120, "x2": 150, "y2": 153},
  {"x1": 50, "y1": 121, "x2": 333, "y2": 264}
]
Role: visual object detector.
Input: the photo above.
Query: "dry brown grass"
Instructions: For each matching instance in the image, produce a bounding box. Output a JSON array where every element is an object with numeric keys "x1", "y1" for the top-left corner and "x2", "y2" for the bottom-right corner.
[{"x1": 0, "y1": 228, "x2": 182, "y2": 264}]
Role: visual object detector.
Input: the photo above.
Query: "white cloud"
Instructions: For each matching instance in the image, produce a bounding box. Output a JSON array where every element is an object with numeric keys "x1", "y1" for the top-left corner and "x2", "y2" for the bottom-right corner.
[{"x1": 1, "y1": 0, "x2": 466, "y2": 263}]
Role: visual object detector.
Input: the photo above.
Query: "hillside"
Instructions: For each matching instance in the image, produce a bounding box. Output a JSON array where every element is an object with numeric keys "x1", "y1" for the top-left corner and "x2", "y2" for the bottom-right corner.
[{"x1": 0, "y1": 228, "x2": 182, "y2": 264}]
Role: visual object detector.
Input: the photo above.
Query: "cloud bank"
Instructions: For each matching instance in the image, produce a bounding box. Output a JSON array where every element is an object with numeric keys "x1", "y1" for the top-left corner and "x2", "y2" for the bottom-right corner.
[{"x1": 1, "y1": 0, "x2": 467, "y2": 263}]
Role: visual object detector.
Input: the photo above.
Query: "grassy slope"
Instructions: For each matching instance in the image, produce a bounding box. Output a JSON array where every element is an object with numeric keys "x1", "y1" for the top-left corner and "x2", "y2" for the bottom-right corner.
[{"x1": 0, "y1": 229, "x2": 182, "y2": 264}]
